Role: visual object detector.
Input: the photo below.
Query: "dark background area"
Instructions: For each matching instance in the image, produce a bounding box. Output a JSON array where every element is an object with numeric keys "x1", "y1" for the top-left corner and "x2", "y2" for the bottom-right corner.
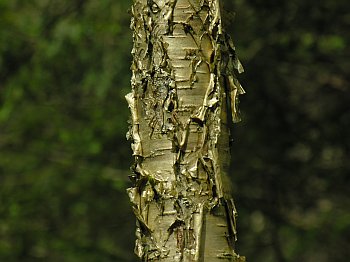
[{"x1": 0, "y1": 0, "x2": 349, "y2": 261}]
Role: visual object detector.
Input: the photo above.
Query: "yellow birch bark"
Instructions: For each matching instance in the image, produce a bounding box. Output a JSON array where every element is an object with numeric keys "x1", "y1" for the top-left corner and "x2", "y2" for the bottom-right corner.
[{"x1": 126, "y1": 0, "x2": 245, "y2": 261}]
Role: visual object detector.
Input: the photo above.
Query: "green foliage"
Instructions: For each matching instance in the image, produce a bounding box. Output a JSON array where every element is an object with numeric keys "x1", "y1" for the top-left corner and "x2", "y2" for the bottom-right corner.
[
  {"x1": 0, "y1": 0, "x2": 349, "y2": 261},
  {"x1": 0, "y1": 0, "x2": 135, "y2": 261},
  {"x1": 225, "y1": 0, "x2": 350, "y2": 261}
]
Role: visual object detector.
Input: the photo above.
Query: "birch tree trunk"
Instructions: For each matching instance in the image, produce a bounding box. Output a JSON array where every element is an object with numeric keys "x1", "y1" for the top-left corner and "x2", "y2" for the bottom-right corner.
[{"x1": 126, "y1": 0, "x2": 245, "y2": 261}]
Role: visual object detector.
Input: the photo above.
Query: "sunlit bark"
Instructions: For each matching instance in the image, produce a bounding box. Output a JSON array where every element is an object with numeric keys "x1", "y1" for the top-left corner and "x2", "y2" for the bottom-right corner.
[{"x1": 126, "y1": 0, "x2": 245, "y2": 261}]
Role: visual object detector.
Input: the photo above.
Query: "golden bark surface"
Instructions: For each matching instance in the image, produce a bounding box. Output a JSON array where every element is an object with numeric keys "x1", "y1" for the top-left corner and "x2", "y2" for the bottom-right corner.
[{"x1": 127, "y1": 0, "x2": 245, "y2": 261}]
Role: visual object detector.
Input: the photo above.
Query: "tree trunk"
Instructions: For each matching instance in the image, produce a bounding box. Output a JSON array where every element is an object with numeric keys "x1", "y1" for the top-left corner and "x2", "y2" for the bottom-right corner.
[{"x1": 126, "y1": 0, "x2": 245, "y2": 261}]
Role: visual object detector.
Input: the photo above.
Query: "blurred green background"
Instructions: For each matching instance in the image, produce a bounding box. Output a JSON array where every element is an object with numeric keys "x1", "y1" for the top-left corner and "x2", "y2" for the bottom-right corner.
[{"x1": 0, "y1": 0, "x2": 349, "y2": 261}]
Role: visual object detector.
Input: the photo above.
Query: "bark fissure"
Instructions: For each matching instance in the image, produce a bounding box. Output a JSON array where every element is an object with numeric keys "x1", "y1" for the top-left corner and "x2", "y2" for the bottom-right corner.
[{"x1": 127, "y1": 0, "x2": 245, "y2": 261}]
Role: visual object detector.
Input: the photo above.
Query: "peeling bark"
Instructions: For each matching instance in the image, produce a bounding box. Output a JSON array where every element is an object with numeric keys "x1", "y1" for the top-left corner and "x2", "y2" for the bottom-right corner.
[{"x1": 126, "y1": 0, "x2": 245, "y2": 261}]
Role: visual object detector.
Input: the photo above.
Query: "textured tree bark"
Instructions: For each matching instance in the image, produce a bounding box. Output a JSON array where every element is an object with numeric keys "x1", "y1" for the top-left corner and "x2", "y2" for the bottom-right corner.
[{"x1": 126, "y1": 0, "x2": 245, "y2": 261}]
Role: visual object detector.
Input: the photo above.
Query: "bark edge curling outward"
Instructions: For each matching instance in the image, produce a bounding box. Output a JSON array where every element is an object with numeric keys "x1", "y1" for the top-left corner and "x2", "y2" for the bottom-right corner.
[{"x1": 126, "y1": 0, "x2": 245, "y2": 261}]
